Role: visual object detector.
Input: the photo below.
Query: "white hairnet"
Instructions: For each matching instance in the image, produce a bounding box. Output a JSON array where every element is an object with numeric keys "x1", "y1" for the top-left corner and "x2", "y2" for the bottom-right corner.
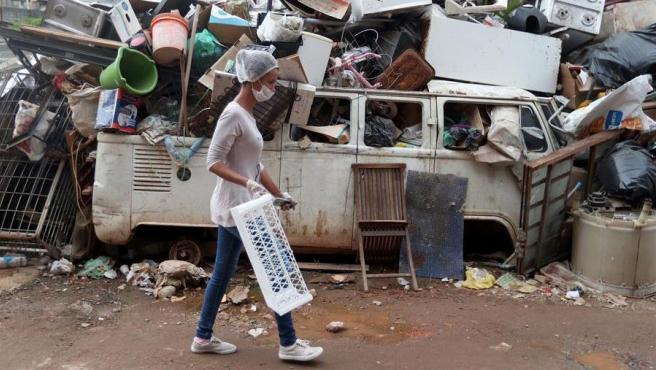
[{"x1": 235, "y1": 49, "x2": 279, "y2": 83}]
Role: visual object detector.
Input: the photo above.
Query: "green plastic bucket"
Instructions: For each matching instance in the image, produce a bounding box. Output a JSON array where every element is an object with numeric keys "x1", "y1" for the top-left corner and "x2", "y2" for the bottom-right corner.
[{"x1": 100, "y1": 47, "x2": 158, "y2": 95}]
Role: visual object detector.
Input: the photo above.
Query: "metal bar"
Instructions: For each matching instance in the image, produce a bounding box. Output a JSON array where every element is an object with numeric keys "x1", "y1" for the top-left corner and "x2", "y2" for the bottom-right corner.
[
  {"x1": 34, "y1": 161, "x2": 65, "y2": 238},
  {"x1": 535, "y1": 164, "x2": 553, "y2": 268}
]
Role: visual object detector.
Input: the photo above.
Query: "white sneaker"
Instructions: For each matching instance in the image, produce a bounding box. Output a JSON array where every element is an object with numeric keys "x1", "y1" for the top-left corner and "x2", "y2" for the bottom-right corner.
[
  {"x1": 190, "y1": 336, "x2": 237, "y2": 354},
  {"x1": 278, "y1": 339, "x2": 323, "y2": 362}
]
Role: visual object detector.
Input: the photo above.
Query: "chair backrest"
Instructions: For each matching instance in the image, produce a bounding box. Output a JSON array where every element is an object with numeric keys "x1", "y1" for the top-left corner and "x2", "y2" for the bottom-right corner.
[{"x1": 352, "y1": 163, "x2": 407, "y2": 222}]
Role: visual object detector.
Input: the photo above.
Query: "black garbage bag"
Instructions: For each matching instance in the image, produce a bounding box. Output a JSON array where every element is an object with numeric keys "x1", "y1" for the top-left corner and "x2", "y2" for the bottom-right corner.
[
  {"x1": 598, "y1": 140, "x2": 656, "y2": 203},
  {"x1": 365, "y1": 115, "x2": 397, "y2": 147},
  {"x1": 568, "y1": 24, "x2": 656, "y2": 88}
]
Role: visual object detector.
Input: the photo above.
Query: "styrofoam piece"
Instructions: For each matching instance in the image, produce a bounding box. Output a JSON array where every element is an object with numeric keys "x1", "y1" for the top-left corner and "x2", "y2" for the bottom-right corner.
[
  {"x1": 230, "y1": 194, "x2": 312, "y2": 316},
  {"x1": 538, "y1": 0, "x2": 605, "y2": 35},
  {"x1": 445, "y1": 0, "x2": 508, "y2": 15},
  {"x1": 357, "y1": 0, "x2": 432, "y2": 16},
  {"x1": 424, "y1": 14, "x2": 561, "y2": 94}
]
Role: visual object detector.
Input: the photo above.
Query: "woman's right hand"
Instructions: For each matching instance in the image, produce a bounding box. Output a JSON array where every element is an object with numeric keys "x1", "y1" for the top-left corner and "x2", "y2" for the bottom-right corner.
[{"x1": 246, "y1": 179, "x2": 268, "y2": 198}]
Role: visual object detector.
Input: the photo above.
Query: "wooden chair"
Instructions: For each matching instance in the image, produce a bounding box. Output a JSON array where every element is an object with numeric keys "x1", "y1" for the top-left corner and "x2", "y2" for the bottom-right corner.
[{"x1": 352, "y1": 163, "x2": 419, "y2": 291}]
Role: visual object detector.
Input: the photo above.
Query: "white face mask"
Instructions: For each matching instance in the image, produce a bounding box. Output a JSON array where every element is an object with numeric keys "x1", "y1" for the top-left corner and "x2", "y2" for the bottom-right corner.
[{"x1": 252, "y1": 83, "x2": 275, "y2": 102}]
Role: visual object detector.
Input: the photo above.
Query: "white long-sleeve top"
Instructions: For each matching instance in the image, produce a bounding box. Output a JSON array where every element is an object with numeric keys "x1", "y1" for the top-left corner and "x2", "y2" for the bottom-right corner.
[{"x1": 207, "y1": 102, "x2": 264, "y2": 227}]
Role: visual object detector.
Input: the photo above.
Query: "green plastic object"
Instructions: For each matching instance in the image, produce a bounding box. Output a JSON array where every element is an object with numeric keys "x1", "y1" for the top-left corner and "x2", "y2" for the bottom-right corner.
[
  {"x1": 193, "y1": 29, "x2": 226, "y2": 73},
  {"x1": 77, "y1": 256, "x2": 114, "y2": 279},
  {"x1": 100, "y1": 47, "x2": 158, "y2": 95}
]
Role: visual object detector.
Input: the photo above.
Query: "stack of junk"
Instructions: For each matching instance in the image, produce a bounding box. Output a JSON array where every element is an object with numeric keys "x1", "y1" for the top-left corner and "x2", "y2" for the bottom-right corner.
[{"x1": 0, "y1": 0, "x2": 654, "y2": 295}]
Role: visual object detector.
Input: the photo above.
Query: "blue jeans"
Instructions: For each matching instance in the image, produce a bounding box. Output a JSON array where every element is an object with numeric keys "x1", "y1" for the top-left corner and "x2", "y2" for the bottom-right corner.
[{"x1": 195, "y1": 226, "x2": 297, "y2": 346}]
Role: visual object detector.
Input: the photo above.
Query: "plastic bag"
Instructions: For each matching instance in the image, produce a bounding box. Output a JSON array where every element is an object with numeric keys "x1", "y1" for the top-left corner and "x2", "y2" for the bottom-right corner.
[
  {"x1": 562, "y1": 75, "x2": 656, "y2": 137},
  {"x1": 598, "y1": 140, "x2": 656, "y2": 203},
  {"x1": 257, "y1": 12, "x2": 303, "y2": 42},
  {"x1": 77, "y1": 256, "x2": 114, "y2": 279},
  {"x1": 13, "y1": 100, "x2": 39, "y2": 137},
  {"x1": 364, "y1": 115, "x2": 397, "y2": 147},
  {"x1": 224, "y1": 0, "x2": 250, "y2": 20},
  {"x1": 66, "y1": 86, "x2": 101, "y2": 138},
  {"x1": 193, "y1": 30, "x2": 227, "y2": 74},
  {"x1": 137, "y1": 115, "x2": 178, "y2": 144},
  {"x1": 17, "y1": 111, "x2": 53, "y2": 161},
  {"x1": 462, "y1": 267, "x2": 496, "y2": 290},
  {"x1": 487, "y1": 106, "x2": 523, "y2": 162},
  {"x1": 569, "y1": 24, "x2": 656, "y2": 89}
]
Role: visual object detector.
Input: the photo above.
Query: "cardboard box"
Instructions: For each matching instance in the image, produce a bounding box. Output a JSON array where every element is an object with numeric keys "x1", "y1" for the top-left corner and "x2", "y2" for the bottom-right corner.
[
  {"x1": 424, "y1": 8, "x2": 561, "y2": 94},
  {"x1": 199, "y1": 34, "x2": 254, "y2": 90},
  {"x1": 109, "y1": 0, "x2": 142, "y2": 42},
  {"x1": 559, "y1": 63, "x2": 606, "y2": 109},
  {"x1": 207, "y1": 6, "x2": 255, "y2": 46},
  {"x1": 211, "y1": 71, "x2": 240, "y2": 101},
  {"x1": 296, "y1": 0, "x2": 350, "y2": 19},
  {"x1": 280, "y1": 81, "x2": 316, "y2": 126},
  {"x1": 277, "y1": 55, "x2": 308, "y2": 84},
  {"x1": 95, "y1": 89, "x2": 142, "y2": 134}
]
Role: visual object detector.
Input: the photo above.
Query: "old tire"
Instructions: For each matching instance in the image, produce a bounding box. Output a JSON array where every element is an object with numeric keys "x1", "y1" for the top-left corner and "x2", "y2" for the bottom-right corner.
[{"x1": 169, "y1": 238, "x2": 202, "y2": 265}]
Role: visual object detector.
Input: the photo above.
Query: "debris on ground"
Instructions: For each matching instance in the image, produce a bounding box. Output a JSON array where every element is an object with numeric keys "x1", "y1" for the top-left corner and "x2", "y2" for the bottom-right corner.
[
  {"x1": 325, "y1": 321, "x2": 346, "y2": 333},
  {"x1": 156, "y1": 285, "x2": 177, "y2": 299},
  {"x1": 77, "y1": 257, "x2": 114, "y2": 279},
  {"x1": 227, "y1": 285, "x2": 250, "y2": 305},
  {"x1": 153, "y1": 260, "x2": 209, "y2": 300},
  {"x1": 602, "y1": 293, "x2": 629, "y2": 309},
  {"x1": 126, "y1": 261, "x2": 158, "y2": 289},
  {"x1": 248, "y1": 328, "x2": 266, "y2": 338},
  {"x1": 170, "y1": 296, "x2": 187, "y2": 303},
  {"x1": 372, "y1": 300, "x2": 382, "y2": 306},
  {"x1": 496, "y1": 273, "x2": 538, "y2": 294},
  {"x1": 103, "y1": 269, "x2": 118, "y2": 280},
  {"x1": 330, "y1": 274, "x2": 353, "y2": 284},
  {"x1": 69, "y1": 300, "x2": 93, "y2": 316},
  {"x1": 490, "y1": 342, "x2": 513, "y2": 352},
  {"x1": 49, "y1": 259, "x2": 74, "y2": 276},
  {"x1": 462, "y1": 268, "x2": 496, "y2": 290}
]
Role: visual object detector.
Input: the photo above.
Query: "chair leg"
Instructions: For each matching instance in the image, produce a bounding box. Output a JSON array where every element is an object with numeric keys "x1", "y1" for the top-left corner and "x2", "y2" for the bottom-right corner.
[
  {"x1": 403, "y1": 232, "x2": 419, "y2": 291},
  {"x1": 358, "y1": 230, "x2": 369, "y2": 292}
]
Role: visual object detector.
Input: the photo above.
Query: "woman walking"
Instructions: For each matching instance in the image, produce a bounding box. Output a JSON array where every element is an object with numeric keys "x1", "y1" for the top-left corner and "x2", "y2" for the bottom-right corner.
[{"x1": 191, "y1": 49, "x2": 323, "y2": 362}]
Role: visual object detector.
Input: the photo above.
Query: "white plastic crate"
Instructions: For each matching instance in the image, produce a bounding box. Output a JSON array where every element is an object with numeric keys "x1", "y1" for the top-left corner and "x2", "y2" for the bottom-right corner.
[{"x1": 230, "y1": 194, "x2": 312, "y2": 316}]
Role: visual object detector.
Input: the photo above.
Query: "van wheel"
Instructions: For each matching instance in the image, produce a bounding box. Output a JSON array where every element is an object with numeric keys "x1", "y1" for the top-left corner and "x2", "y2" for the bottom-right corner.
[{"x1": 169, "y1": 239, "x2": 202, "y2": 266}]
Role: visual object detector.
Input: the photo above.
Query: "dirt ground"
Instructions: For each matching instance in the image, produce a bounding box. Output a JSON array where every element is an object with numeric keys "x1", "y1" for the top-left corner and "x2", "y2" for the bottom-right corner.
[{"x1": 1, "y1": 263, "x2": 656, "y2": 370}]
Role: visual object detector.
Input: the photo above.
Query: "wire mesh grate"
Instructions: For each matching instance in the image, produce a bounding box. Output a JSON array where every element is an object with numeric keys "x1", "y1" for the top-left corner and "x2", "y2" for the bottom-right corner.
[
  {"x1": 0, "y1": 157, "x2": 76, "y2": 254},
  {"x1": 231, "y1": 195, "x2": 312, "y2": 316},
  {"x1": 0, "y1": 71, "x2": 70, "y2": 154}
]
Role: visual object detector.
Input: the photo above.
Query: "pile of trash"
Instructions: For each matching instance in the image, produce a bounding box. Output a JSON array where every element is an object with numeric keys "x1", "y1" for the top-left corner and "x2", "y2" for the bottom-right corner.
[
  {"x1": 0, "y1": 0, "x2": 655, "y2": 273},
  {"x1": 451, "y1": 264, "x2": 633, "y2": 309},
  {"x1": 1, "y1": 0, "x2": 656, "y2": 156},
  {"x1": 118, "y1": 259, "x2": 209, "y2": 300}
]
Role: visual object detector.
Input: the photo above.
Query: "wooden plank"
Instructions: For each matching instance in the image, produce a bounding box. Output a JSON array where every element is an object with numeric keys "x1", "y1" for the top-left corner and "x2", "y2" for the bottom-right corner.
[
  {"x1": 21, "y1": 26, "x2": 126, "y2": 49},
  {"x1": 367, "y1": 273, "x2": 412, "y2": 278},
  {"x1": 297, "y1": 262, "x2": 368, "y2": 272},
  {"x1": 526, "y1": 131, "x2": 620, "y2": 170}
]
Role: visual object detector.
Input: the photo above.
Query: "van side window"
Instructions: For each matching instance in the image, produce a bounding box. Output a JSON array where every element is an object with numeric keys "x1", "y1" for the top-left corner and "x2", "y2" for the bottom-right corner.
[
  {"x1": 443, "y1": 102, "x2": 486, "y2": 150},
  {"x1": 520, "y1": 106, "x2": 548, "y2": 153},
  {"x1": 364, "y1": 100, "x2": 423, "y2": 148},
  {"x1": 290, "y1": 97, "x2": 351, "y2": 144}
]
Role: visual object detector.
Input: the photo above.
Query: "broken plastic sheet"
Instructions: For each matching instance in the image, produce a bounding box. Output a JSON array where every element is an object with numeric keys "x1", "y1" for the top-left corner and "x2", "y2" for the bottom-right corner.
[
  {"x1": 569, "y1": 24, "x2": 656, "y2": 89},
  {"x1": 598, "y1": 140, "x2": 656, "y2": 203},
  {"x1": 561, "y1": 75, "x2": 656, "y2": 137}
]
